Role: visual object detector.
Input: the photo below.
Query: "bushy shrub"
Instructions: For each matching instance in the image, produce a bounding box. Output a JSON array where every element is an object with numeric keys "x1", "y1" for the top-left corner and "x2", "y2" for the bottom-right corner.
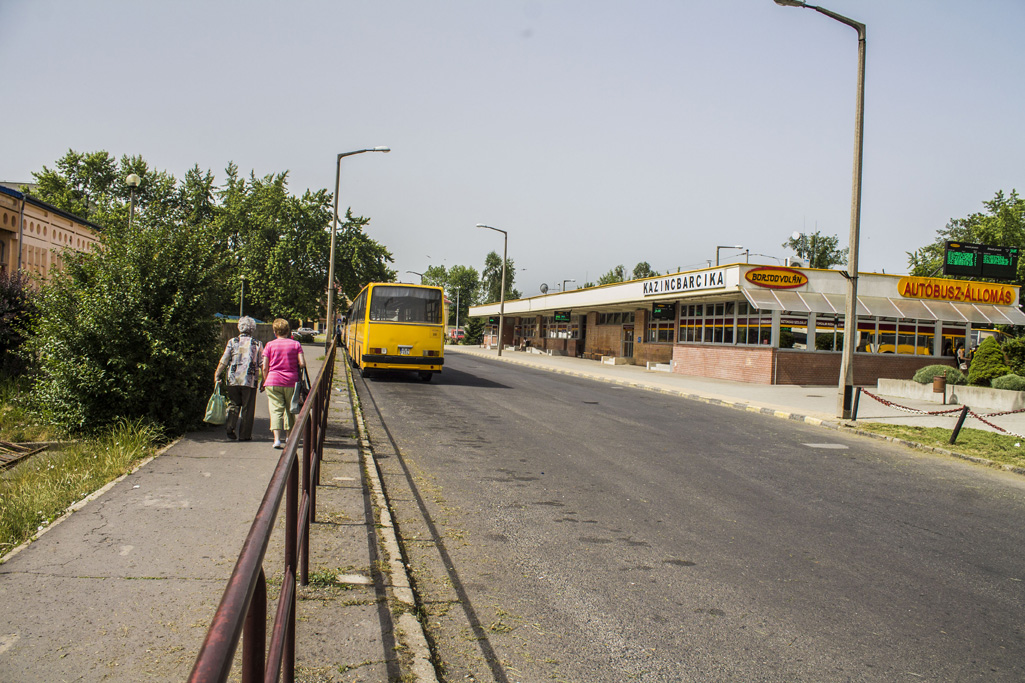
[
  {"x1": 912, "y1": 364, "x2": 966, "y2": 385},
  {"x1": 967, "y1": 336, "x2": 1011, "y2": 387},
  {"x1": 0, "y1": 270, "x2": 37, "y2": 378},
  {"x1": 815, "y1": 332, "x2": 843, "y2": 351},
  {"x1": 1002, "y1": 335, "x2": 1025, "y2": 376},
  {"x1": 294, "y1": 332, "x2": 314, "y2": 344},
  {"x1": 28, "y1": 221, "x2": 226, "y2": 435},
  {"x1": 991, "y1": 374, "x2": 1025, "y2": 392}
]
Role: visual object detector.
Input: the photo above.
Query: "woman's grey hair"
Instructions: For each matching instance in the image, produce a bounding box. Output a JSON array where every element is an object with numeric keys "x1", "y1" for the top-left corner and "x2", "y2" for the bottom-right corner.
[{"x1": 237, "y1": 316, "x2": 257, "y2": 335}]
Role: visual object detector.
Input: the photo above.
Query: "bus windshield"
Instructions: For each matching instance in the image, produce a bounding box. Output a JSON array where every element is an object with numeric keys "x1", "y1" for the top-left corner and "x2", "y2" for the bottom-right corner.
[{"x1": 369, "y1": 286, "x2": 443, "y2": 324}]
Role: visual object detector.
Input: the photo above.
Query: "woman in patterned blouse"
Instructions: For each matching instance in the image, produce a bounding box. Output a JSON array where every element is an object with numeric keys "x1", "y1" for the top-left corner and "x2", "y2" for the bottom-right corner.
[{"x1": 214, "y1": 316, "x2": 263, "y2": 441}]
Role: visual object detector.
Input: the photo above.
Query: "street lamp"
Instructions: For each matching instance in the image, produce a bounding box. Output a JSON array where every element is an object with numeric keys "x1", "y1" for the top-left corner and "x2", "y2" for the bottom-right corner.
[
  {"x1": 327, "y1": 146, "x2": 390, "y2": 349},
  {"x1": 476, "y1": 223, "x2": 508, "y2": 357},
  {"x1": 562, "y1": 279, "x2": 576, "y2": 292},
  {"x1": 126, "y1": 173, "x2": 141, "y2": 229},
  {"x1": 774, "y1": 0, "x2": 866, "y2": 419},
  {"x1": 406, "y1": 270, "x2": 424, "y2": 284},
  {"x1": 716, "y1": 245, "x2": 744, "y2": 266}
]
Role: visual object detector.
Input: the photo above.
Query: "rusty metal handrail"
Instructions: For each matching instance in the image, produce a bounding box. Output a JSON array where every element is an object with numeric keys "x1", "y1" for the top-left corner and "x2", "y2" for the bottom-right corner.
[{"x1": 188, "y1": 342, "x2": 337, "y2": 683}]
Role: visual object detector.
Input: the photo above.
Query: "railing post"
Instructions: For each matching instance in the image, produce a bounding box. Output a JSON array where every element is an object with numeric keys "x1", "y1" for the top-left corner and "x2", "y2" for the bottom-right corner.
[{"x1": 241, "y1": 570, "x2": 266, "y2": 683}]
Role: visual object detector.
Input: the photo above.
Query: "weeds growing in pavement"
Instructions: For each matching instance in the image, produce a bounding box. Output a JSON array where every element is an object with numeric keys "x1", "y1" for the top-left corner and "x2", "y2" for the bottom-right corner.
[{"x1": 0, "y1": 417, "x2": 162, "y2": 557}]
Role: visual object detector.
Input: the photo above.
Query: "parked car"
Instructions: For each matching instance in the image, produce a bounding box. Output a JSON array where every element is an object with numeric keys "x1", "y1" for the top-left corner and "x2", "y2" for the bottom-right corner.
[{"x1": 292, "y1": 327, "x2": 318, "y2": 341}]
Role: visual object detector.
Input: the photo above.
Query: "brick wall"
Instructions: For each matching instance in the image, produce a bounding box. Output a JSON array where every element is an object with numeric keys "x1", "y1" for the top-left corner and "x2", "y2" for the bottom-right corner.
[
  {"x1": 674, "y1": 343, "x2": 957, "y2": 385},
  {"x1": 673, "y1": 344, "x2": 775, "y2": 383}
]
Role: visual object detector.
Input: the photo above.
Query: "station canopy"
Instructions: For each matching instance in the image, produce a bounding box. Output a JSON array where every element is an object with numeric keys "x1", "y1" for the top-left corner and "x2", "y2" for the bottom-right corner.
[{"x1": 743, "y1": 288, "x2": 1025, "y2": 326}]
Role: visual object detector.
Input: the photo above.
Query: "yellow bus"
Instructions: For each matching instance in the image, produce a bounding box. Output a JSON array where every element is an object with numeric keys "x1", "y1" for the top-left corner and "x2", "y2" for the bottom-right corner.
[{"x1": 343, "y1": 282, "x2": 445, "y2": 381}]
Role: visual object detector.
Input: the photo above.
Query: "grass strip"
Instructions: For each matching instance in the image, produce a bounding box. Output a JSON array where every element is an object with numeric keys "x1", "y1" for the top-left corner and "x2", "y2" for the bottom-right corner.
[
  {"x1": 1, "y1": 417, "x2": 162, "y2": 557},
  {"x1": 856, "y1": 423, "x2": 1025, "y2": 470}
]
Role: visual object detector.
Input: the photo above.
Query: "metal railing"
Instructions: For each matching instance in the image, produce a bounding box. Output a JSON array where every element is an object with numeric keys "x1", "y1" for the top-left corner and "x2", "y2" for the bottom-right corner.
[{"x1": 188, "y1": 343, "x2": 337, "y2": 683}]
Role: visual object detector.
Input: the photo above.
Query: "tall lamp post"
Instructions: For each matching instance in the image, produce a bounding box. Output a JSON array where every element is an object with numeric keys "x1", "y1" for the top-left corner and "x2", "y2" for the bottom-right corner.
[
  {"x1": 716, "y1": 245, "x2": 744, "y2": 266},
  {"x1": 126, "y1": 173, "x2": 141, "y2": 229},
  {"x1": 406, "y1": 270, "x2": 424, "y2": 283},
  {"x1": 327, "y1": 146, "x2": 390, "y2": 350},
  {"x1": 476, "y1": 224, "x2": 508, "y2": 357},
  {"x1": 774, "y1": 0, "x2": 865, "y2": 419}
]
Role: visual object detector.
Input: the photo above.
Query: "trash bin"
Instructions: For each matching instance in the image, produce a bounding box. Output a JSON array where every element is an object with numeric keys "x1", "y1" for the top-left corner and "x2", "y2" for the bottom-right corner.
[{"x1": 933, "y1": 375, "x2": 947, "y2": 404}]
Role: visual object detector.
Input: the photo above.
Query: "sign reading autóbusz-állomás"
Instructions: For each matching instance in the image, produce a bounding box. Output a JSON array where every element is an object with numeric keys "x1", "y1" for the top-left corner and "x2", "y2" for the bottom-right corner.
[{"x1": 642, "y1": 269, "x2": 725, "y2": 297}]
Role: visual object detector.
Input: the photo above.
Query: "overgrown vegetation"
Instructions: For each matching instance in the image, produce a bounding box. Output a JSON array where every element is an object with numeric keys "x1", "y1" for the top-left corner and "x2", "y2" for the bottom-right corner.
[
  {"x1": 856, "y1": 423, "x2": 1025, "y2": 470},
  {"x1": 0, "y1": 417, "x2": 162, "y2": 556},
  {"x1": 26, "y1": 218, "x2": 224, "y2": 435},
  {"x1": 0, "y1": 270, "x2": 36, "y2": 378}
]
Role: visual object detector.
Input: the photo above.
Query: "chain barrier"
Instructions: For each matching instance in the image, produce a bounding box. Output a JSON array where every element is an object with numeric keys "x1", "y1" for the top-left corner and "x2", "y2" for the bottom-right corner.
[{"x1": 859, "y1": 389, "x2": 1025, "y2": 440}]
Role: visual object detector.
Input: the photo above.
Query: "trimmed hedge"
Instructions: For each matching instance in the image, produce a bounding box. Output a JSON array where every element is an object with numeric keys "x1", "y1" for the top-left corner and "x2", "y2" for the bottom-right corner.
[
  {"x1": 991, "y1": 374, "x2": 1025, "y2": 392},
  {"x1": 967, "y1": 336, "x2": 1011, "y2": 387},
  {"x1": 912, "y1": 364, "x2": 966, "y2": 385}
]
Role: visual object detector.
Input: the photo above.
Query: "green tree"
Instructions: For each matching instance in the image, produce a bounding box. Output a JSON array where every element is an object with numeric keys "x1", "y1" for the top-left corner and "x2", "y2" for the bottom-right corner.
[
  {"x1": 597, "y1": 265, "x2": 626, "y2": 285},
  {"x1": 632, "y1": 262, "x2": 658, "y2": 279},
  {"x1": 481, "y1": 251, "x2": 519, "y2": 303},
  {"x1": 421, "y1": 265, "x2": 448, "y2": 287},
  {"x1": 28, "y1": 218, "x2": 227, "y2": 435},
  {"x1": 907, "y1": 190, "x2": 1025, "y2": 284},
  {"x1": 332, "y1": 208, "x2": 396, "y2": 305},
  {"x1": 782, "y1": 231, "x2": 849, "y2": 269},
  {"x1": 446, "y1": 265, "x2": 480, "y2": 328}
]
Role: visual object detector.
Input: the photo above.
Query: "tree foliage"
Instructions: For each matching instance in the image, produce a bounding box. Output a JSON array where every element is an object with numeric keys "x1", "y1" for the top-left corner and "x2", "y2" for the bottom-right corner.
[
  {"x1": 28, "y1": 219, "x2": 226, "y2": 435},
  {"x1": 481, "y1": 251, "x2": 520, "y2": 302},
  {"x1": 632, "y1": 262, "x2": 658, "y2": 279},
  {"x1": 597, "y1": 265, "x2": 626, "y2": 285},
  {"x1": 782, "y1": 231, "x2": 848, "y2": 269},
  {"x1": 907, "y1": 189, "x2": 1025, "y2": 285}
]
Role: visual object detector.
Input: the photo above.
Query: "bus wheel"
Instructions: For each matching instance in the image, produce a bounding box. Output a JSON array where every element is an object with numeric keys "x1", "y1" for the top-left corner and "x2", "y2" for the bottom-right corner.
[
  {"x1": 359, "y1": 365, "x2": 375, "y2": 379},
  {"x1": 418, "y1": 371, "x2": 433, "y2": 382}
]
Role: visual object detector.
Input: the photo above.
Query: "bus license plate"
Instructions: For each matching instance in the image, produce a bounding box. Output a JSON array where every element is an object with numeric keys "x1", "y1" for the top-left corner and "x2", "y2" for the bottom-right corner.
[{"x1": 399, "y1": 347, "x2": 411, "y2": 355}]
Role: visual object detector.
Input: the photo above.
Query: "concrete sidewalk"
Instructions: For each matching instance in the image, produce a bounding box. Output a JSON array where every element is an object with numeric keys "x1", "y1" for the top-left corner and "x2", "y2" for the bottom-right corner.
[
  {"x1": 0, "y1": 349, "x2": 397, "y2": 682},
  {"x1": 446, "y1": 345, "x2": 1025, "y2": 443}
]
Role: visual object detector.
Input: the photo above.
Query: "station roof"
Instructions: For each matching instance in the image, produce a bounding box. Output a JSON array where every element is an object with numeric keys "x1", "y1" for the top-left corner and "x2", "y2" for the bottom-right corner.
[{"x1": 469, "y1": 263, "x2": 1025, "y2": 325}]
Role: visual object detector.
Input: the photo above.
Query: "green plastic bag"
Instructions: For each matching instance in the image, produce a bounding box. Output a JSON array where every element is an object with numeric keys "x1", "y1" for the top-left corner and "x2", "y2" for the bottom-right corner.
[{"x1": 204, "y1": 383, "x2": 227, "y2": 425}]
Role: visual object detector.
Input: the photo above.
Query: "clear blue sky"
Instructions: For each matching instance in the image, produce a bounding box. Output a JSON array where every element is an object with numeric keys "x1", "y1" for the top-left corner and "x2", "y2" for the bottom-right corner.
[{"x1": 3, "y1": 0, "x2": 1023, "y2": 297}]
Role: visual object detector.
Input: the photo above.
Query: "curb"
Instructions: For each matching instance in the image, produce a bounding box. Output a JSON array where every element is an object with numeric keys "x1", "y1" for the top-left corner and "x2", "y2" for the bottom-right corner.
[
  {"x1": 450, "y1": 346, "x2": 1025, "y2": 478},
  {"x1": 344, "y1": 358, "x2": 440, "y2": 683}
]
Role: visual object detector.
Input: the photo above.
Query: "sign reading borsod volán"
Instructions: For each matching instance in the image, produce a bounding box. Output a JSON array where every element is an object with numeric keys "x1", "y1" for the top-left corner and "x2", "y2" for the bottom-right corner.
[{"x1": 744, "y1": 267, "x2": 808, "y2": 289}]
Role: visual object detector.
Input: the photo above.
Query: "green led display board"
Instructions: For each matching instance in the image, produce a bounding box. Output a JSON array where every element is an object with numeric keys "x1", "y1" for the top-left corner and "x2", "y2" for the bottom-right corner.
[
  {"x1": 553, "y1": 310, "x2": 571, "y2": 323},
  {"x1": 651, "y1": 302, "x2": 676, "y2": 321},
  {"x1": 944, "y1": 241, "x2": 1019, "y2": 280}
]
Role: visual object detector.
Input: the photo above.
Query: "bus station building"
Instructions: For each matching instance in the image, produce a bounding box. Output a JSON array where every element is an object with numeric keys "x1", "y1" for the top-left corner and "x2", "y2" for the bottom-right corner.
[{"x1": 468, "y1": 264, "x2": 1025, "y2": 386}]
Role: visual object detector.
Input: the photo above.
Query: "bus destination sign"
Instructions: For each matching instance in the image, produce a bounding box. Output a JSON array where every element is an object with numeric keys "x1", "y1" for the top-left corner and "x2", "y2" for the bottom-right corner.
[{"x1": 944, "y1": 241, "x2": 1019, "y2": 280}]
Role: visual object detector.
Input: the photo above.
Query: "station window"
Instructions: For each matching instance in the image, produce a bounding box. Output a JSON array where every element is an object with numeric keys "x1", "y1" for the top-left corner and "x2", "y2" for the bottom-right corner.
[
  {"x1": 543, "y1": 316, "x2": 580, "y2": 339},
  {"x1": 647, "y1": 321, "x2": 675, "y2": 343},
  {"x1": 597, "y1": 312, "x2": 634, "y2": 325}
]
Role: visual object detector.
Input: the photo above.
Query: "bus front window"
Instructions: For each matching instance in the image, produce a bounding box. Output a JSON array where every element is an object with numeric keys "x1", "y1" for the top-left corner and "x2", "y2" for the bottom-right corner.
[{"x1": 369, "y1": 286, "x2": 443, "y2": 324}]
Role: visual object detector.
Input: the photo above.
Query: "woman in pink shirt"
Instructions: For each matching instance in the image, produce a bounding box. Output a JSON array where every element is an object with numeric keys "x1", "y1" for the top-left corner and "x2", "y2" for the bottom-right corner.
[{"x1": 260, "y1": 318, "x2": 306, "y2": 449}]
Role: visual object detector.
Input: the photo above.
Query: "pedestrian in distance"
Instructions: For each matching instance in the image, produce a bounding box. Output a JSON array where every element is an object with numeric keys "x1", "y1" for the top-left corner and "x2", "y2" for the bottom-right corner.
[
  {"x1": 214, "y1": 316, "x2": 263, "y2": 441},
  {"x1": 260, "y1": 318, "x2": 306, "y2": 449}
]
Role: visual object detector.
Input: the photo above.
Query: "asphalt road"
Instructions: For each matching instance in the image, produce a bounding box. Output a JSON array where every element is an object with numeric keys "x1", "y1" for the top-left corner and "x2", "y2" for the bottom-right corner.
[{"x1": 356, "y1": 353, "x2": 1025, "y2": 682}]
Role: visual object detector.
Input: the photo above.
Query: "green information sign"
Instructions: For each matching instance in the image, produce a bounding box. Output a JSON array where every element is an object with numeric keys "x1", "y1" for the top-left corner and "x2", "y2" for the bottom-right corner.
[{"x1": 944, "y1": 241, "x2": 1019, "y2": 279}]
